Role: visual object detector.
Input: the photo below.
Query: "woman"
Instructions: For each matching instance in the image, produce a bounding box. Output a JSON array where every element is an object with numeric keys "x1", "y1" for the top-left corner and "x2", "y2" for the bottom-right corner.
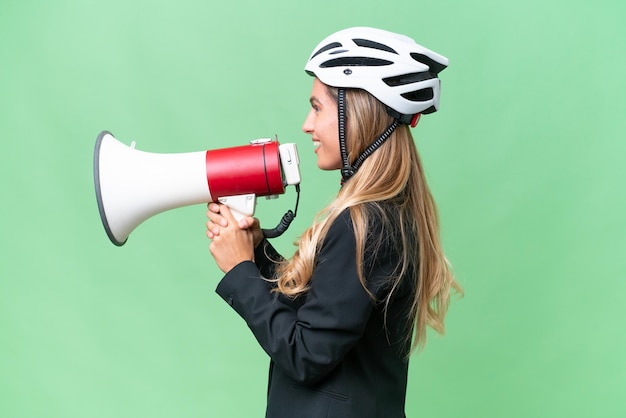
[{"x1": 206, "y1": 27, "x2": 462, "y2": 418}]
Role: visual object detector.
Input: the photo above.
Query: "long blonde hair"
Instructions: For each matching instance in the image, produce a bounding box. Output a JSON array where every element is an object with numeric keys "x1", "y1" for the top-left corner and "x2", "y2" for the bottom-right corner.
[{"x1": 275, "y1": 85, "x2": 462, "y2": 354}]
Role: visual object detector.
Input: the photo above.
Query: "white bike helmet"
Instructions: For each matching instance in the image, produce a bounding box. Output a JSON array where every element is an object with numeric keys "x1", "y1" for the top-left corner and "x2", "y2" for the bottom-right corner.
[
  {"x1": 305, "y1": 27, "x2": 449, "y2": 182},
  {"x1": 305, "y1": 26, "x2": 448, "y2": 120}
]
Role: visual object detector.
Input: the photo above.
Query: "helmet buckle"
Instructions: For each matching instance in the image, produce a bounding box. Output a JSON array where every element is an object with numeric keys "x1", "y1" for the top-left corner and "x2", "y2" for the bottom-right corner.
[{"x1": 341, "y1": 166, "x2": 355, "y2": 179}]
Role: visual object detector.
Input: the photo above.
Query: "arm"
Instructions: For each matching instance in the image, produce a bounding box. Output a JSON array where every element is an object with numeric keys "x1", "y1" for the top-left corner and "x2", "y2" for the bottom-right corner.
[
  {"x1": 215, "y1": 210, "x2": 380, "y2": 385},
  {"x1": 254, "y1": 238, "x2": 284, "y2": 280}
]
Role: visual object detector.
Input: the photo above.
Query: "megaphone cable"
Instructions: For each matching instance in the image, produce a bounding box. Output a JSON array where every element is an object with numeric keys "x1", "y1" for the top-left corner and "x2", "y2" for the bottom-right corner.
[{"x1": 262, "y1": 184, "x2": 300, "y2": 239}]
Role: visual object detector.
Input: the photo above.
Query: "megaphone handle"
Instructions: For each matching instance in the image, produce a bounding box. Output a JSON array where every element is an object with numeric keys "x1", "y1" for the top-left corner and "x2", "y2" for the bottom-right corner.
[
  {"x1": 228, "y1": 209, "x2": 247, "y2": 222},
  {"x1": 218, "y1": 194, "x2": 256, "y2": 221}
]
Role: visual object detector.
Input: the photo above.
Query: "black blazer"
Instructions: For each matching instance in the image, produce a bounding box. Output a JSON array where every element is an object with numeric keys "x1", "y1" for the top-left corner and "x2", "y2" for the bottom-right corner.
[{"x1": 216, "y1": 207, "x2": 414, "y2": 418}]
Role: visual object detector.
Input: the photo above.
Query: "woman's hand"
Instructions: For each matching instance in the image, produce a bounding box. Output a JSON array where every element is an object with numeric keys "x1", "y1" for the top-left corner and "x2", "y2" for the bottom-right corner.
[
  {"x1": 205, "y1": 203, "x2": 261, "y2": 273},
  {"x1": 206, "y1": 203, "x2": 264, "y2": 247}
]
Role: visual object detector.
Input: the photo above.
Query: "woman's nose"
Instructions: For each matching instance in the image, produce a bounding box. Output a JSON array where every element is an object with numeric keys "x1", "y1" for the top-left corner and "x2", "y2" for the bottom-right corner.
[{"x1": 302, "y1": 109, "x2": 314, "y2": 134}]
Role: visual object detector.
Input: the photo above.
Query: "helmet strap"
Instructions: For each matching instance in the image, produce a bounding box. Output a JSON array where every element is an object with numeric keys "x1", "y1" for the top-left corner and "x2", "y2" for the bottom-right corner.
[
  {"x1": 337, "y1": 88, "x2": 354, "y2": 182},
  {"x1": 351, "y1": 119, "x2": 399, "y2": 173},
  {"x1": 337, "y1": 88, "x2": 401, "y2": 185}
]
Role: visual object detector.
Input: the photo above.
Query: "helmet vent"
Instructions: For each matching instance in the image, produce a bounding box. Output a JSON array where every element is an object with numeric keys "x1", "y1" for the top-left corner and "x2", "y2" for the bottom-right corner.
[
  {"x1": 353, "y1": 38, "x2": 398, "y2": 54},
  {"x1": 311, "y1": 42, "x2": 343, "y2": 59},
  {"x1": 401, "y1": 87, "x2": 434, "y2": 102},
  {"x1": 410, "y1": 53, "x2": 447, "y2": 74},
  {"x1": 383, "y1": 72, "x2": 434, "y2": 87},
  {"x1": 320, "y1": 57, "x2": 393, "y2": 68}
]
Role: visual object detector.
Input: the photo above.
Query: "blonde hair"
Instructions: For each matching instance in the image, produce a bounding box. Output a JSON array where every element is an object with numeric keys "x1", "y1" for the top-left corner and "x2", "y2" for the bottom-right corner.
[{"x1": 275, "y1": 85, "x2": 462, "y2": 355}]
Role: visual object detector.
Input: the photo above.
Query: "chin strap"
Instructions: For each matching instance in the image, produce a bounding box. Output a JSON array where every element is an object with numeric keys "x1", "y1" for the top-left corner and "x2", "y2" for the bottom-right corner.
[
  {"x1": 337, "y1": 88, "x2": 404, "y2": 184},
  {"x1": 338, "y1": 89, "x2": 353, "y2": 182}
]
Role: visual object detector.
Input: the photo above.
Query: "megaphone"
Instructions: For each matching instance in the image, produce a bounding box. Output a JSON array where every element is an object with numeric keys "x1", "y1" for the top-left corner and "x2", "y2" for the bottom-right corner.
[{"x1": 94, "y1": 131, "x2": 301, "y2": 246}]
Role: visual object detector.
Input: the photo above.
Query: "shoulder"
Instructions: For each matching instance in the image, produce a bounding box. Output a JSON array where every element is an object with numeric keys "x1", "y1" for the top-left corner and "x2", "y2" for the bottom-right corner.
[
  {"x1": 317, "y1": 209, "x2": 357, "y2": 258},
  {"x1": 328, "y1": 208, "x2": 355, "y2": 234},
  {"x1": 325, "y1": 202, "x2": 400, "y2": 242},
  {"x1": 327, "y1": 203, "x2": 405, "y2": 267}
]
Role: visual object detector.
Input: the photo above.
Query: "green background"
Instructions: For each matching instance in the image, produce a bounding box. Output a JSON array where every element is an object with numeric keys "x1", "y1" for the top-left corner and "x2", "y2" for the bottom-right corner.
[{"x1": 1, "y1": 1, "x2": 624, "y2": 417}]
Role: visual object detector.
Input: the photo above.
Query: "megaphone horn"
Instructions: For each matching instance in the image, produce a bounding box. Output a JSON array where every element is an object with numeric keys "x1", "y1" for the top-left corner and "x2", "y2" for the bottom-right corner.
[{"x1": 94, "y1": 131, "x2": 300, "y2": 246}]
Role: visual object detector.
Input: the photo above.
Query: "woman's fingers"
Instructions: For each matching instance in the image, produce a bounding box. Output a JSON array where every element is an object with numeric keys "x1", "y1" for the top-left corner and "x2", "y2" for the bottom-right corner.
[{"x1": 206, "y1": 203, "x2": 229, "y2": 238}]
